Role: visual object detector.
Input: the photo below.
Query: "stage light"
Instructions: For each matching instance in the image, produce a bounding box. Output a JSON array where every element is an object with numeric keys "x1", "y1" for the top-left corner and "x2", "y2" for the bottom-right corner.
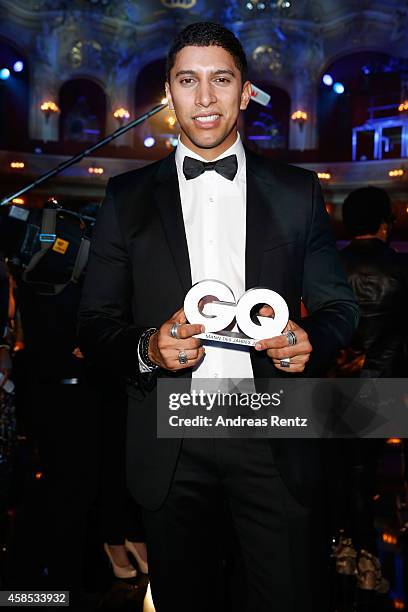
[
  {"x1": 322, "y1": 74, "x2": 333, "y2": 86},
  {"x1": 13, "y1": 60, "x2": 24, "y2": 73},
  {"x1": 333, "y1": 82, "x2": 345, "y2": 94},
  {"x1": 398, "y1": 100, "x2": 408, "y2": 112},
  {"x1": 0, "y1": 68, "x2": 10, "y2": 80},
  {"x1": 12, "y1": 198, "x2": 25, "y2": 205},
  {"x1": 166, "y1": 116, "x2": 176, "y2": 127},
  {"x1": 88, "y1": 166, "x2": 104, "y2": 175},
  {"x1": 361, "y1": 65, "x2": 370, "y2": 75},
  {"x1": 10, "y1": 161, "x2": 25, "y2": 169},
  {"x1": 161, "y1": 97, "x2": 168, "y2": 105},
  {"x1": 144, "y1": 136, "x2": 155, "y2": 148}
]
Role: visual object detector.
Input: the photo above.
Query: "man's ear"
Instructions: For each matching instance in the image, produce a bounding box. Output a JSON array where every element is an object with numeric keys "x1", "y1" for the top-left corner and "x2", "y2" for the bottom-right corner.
[
  {"x1": 165, "y1": 82, "x2": 174, "y2": 111},
  {"x1": 240, "y1": 80, "x2": 252, "y2": 111}
]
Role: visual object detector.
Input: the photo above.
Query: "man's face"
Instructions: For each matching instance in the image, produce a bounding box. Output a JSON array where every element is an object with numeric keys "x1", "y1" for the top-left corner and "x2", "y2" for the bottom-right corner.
[{"x1": 165, "y1": 45, "x2": 251, "y2": 159}]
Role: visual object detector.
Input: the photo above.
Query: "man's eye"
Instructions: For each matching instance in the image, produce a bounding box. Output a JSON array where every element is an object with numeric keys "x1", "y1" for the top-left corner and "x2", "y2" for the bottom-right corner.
[
  {"x1": 215, "y1": 78, "x2": 230, "y2": 84},
  {"x1": 180, "y1": 78, "x2": 195, "y2": 85}
]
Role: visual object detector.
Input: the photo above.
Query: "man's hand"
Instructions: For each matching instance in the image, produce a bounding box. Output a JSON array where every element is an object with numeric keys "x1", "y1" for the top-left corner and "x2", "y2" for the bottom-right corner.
[
  {"x1": 254, "y1": 305, "x2": 312, "y2": 373},
  {"x1": 148, "y1": 308, "x2": 205, "y2": 371}
]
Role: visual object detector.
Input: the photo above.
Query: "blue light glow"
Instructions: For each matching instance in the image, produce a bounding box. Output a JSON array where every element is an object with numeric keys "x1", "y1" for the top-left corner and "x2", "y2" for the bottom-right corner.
[
  {"x1": 322, "y1": 74, "x2": 333, "y2": 86},
  {"x1": 13, "y1": 61, "x2": 24, "y2": 73},
  {"x1": 144, "y1": 136, "x2": 155, "y2": 148},
  {"x1": 0, "y1": 68, "x2": 11, "y2": 80},
  {"x1": 333, "y1": 82, "x2": 345, "y2": 94}
]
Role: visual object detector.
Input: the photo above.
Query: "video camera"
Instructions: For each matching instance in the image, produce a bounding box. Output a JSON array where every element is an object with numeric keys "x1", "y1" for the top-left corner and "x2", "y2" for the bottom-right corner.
[{"x1": 0, "y1": 198, "x2": 99, "y2": 295}]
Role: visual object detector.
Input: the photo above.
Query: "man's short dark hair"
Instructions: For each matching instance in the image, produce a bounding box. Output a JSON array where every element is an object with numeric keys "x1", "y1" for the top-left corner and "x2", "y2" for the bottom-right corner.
[
  {"x1": 166, "y1": 22, "x2": 248, "y2": 83},
  {"x1": 342, "y1": 186, "x2": 394, "y2": 237}
]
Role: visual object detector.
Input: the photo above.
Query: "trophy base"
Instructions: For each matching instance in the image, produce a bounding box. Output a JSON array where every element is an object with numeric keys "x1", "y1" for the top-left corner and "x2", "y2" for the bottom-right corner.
[{"x1": 194, "y1": 330, "x2": 257, "y2": 347}]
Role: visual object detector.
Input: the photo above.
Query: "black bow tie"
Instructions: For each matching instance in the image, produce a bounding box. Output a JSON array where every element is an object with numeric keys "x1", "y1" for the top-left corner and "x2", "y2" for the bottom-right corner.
[{"x1": 183, "y1": 154, "x2": 238, "y2": 181}]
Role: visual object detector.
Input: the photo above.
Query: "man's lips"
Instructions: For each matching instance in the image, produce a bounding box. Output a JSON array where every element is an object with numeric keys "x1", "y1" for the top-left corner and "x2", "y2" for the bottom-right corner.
[{"x1": 192, "y1": 113, "x2": 221, "y2": 127}]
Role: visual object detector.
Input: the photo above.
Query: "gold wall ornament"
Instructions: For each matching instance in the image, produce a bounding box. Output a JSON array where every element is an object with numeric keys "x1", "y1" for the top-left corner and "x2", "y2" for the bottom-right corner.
[
  {"x1": 70, "y1": 40, "x2": 102, "y2": 69},
  {"x1": 161, "y1": 0, "x2": 196, "y2": 8},
  {"x1": 252, "y1": 45, "x2": 282, "y2": 74}
]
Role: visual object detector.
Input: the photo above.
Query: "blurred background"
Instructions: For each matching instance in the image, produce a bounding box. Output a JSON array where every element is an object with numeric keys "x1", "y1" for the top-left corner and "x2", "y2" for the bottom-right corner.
[{"x1": 0, "y1": 0, "x2": 407, "y2": 246}]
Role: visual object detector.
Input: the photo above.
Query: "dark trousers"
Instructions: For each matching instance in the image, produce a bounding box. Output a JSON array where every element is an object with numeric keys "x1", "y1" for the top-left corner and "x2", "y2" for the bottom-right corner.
[{"x1": 142, "y1": 438, "x2": 328, "y2": 612}]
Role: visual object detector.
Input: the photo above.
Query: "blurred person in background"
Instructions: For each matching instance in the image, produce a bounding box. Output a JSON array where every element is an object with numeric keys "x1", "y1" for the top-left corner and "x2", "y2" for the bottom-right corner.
[{"x1": 330, "y1": 186, "x2": 408, "y2": 595}]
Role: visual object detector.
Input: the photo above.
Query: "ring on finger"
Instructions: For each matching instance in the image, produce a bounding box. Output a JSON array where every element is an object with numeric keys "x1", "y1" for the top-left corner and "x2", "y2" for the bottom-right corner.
[
  {"x1": 178, "y1": 350, "x2": 188, "y2": 365},
  {"x1": 284, "y1": 330, "x2": 297, "y2": 346},
  {"x1": 170, "y1": 322, "x2": 181, "y2": 339},
  {"x1": 280, "y1": 357, "x2": 290, "y2": 368}
]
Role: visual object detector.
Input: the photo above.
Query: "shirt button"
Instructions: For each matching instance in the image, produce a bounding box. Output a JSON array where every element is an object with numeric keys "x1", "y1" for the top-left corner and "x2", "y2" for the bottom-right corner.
[
  {"x1": 209, "y1": 239, "x2": 214, "y2": 245},
  {"x1": 209, "y1": 196, "x2": 214, "y2": 203},
  {"x1": 213, "y1": 373, "x2": 219, "y2": 378}
]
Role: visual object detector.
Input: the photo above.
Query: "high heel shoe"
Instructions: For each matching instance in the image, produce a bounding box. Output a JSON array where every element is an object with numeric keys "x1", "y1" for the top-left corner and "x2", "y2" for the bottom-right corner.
[
  {"x1": 357, "y1": 549, "x2": 389, "y2": 593},
  {"x1": 103, "y1": 543, "x2": 137, "y2": 579},
  {"x1": 125, "y1": 540, "x2": 149, "y2": 574}
]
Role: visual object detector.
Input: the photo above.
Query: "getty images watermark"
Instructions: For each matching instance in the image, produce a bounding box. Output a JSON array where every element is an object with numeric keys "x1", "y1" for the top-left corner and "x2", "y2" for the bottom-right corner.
[
  {"x1": 167, "y1": 388, "x2": 308, "y2": 429},
  {"x1": 156, "y1": 378, "x2": 408, "y2": 439}
]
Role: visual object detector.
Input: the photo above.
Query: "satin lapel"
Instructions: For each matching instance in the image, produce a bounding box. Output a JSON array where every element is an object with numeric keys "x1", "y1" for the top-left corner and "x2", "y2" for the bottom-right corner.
[
  {"x1": 245, "y1": 152, "x2": 272, "y2": 290},
  {"x1": 154, "y1": 152, "x2": 192, "y2": 294}
]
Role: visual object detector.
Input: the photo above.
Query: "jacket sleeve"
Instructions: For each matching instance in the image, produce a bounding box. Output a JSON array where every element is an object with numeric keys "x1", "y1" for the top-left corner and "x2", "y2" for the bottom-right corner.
[
  {"x1": 299, "y1": 174, "x2": 360, "y2": 375},
  {"x1": 78, "y1": 180, "x2": 146, "y2": 384}
]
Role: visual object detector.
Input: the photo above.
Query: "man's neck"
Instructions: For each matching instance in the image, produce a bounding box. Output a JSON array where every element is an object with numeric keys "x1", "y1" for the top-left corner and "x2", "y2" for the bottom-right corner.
[{"x1": 180, "y1": 130, "x2": 239, "y2": 161}]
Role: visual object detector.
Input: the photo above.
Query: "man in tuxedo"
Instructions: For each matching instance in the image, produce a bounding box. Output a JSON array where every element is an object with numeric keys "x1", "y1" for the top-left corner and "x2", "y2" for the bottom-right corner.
[{"x1": 79, "y1": 22, "x2": 359, "y2": 612}]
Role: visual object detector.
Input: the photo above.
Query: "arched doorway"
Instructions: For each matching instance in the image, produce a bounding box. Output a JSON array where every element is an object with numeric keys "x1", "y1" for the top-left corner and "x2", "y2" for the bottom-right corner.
[
  {"x1": 133, "y1": 58, "x2": 171, "y2": 153},
  {"x1": 59, "y1": 78, "x2": 106, "y2": 143}
]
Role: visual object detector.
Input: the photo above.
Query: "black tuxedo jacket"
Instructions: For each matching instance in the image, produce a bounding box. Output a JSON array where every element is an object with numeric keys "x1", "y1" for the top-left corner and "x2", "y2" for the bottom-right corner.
[{"x1": 78, "y1": 147, "x2": 359, "y2": 510}]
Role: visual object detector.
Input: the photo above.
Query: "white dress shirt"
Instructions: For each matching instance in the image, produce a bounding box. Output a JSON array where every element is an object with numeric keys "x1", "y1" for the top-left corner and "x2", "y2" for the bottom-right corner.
[{"x1": 175, "y1": 133, "x2": 253, "y2": 380}]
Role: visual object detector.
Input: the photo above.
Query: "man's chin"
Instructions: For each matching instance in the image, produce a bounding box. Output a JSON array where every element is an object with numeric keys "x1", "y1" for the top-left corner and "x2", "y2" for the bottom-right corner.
[{"x1": 187, "y1": 131, "x2": 228, "y2": 151}]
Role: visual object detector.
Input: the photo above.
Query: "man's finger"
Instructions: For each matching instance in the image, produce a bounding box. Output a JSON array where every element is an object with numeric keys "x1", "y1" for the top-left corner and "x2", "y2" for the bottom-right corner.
[
  {"x1": 178, "y1": 323, "x2": 205, "y2": 339},
  {"x1": 258, "y1": 305, "x2": 275, "y2": 317},
  {"x1": 266, "y1": 345, "x2": 311, "y2": 359},
  {"x1": 170, "y1": 307, "x2": 187, "y2": 324}
]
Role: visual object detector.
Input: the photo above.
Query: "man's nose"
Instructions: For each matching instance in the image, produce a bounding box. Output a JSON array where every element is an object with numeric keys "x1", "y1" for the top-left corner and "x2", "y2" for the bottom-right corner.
[{"x1": 195, "y1": 82, "x2": 217, "y2": 107}]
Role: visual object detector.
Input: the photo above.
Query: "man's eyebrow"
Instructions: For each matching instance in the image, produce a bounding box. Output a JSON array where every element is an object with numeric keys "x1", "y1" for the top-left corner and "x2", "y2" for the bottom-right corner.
[{"x1": 174, "y1": 68, "x2": 236, "y2": 78}]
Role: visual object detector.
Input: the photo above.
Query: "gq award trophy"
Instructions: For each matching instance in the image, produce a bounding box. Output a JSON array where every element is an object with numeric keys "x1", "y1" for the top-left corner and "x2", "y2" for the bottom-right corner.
[{"x1": 184, "y1": 279, "x2": 289, "y2": 347}]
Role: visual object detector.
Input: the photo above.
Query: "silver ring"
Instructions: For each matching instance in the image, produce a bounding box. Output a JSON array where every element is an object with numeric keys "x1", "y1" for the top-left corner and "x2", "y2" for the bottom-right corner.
[
  {"x1": 170, "y1": 322, "x2": 181, "y2": 339},
  {"x1": 280, "y1": 357, "x2": 290, "y2": 368},
  {"x1": 178, "y1": 350, "x2": 188, "y2": 365},
  {"x1": 284, "y1": 330, "x2": 297, "y2": 346}
]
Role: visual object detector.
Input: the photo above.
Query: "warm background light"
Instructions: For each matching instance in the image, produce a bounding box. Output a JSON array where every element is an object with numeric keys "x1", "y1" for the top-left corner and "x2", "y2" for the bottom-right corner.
[
  {"x1": 113, "y1": 107, "x2": 130, "y2": 120},
  {"x1": 40, "y1": 101, "x2": 60, "y2": 113},
  {"x1": 389, "y1": 169, "x2": 404, "y2": 177},
  {"x1": 291, "y1": 110, "x2": 308, "y2": 121}
]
